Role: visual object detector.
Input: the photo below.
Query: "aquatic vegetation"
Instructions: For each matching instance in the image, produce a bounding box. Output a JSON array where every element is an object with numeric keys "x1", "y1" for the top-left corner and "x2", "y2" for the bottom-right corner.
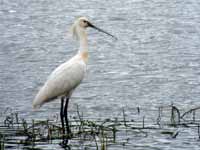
[{"x1": 1, "y1": 104, "x2": 200, "y2": 150}]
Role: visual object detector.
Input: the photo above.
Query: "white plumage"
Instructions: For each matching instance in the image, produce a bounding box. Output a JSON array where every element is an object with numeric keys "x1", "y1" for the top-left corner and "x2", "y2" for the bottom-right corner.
[
  {"x1": 32, "y1": 16, "x2": 116, "y2": 146},
  {"x1": 33, "y1": 53, "x2": 86, "y2": 108},
  {"x1": 32, "y1": 16, "x2": 91, "y2": 109},
  {"x1": 33, "y1": 16, "x2": 115, "y2": 109}
]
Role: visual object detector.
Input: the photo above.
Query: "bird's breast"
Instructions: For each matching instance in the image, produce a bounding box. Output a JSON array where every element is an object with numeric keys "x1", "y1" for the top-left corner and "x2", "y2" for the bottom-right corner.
[{"x1": 80, "y1": 51, "x2": 88, "y2": 63}]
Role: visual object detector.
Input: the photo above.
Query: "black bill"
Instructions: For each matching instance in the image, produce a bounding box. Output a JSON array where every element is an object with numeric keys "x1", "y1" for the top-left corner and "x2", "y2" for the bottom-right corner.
[{"x1": 88, "y1": 22, "x2": 117, "y2": 40}]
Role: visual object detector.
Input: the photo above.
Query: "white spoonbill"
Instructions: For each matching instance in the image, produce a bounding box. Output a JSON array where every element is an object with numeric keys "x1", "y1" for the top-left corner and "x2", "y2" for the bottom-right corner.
[{"x1": 32, "y1": 17, "x2": 116, "y2": 145}]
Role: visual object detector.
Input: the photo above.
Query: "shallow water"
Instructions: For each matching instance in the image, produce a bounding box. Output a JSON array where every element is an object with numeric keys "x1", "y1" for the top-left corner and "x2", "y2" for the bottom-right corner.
[{"x1": 1, "y1": 0, "x2": 200, "y2": 149}]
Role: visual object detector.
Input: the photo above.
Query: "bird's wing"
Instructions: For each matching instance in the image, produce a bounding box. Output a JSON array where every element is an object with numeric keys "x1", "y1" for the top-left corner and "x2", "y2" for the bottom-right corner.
[{"x1": 33, "y1": 56, "x2": 86, "y2": 108}]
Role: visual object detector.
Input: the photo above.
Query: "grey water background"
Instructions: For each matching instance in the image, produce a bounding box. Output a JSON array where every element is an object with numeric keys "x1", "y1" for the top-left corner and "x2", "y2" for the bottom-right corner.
[{"x1": 1, "y1": 0, "x2": 200, "y2": 149}]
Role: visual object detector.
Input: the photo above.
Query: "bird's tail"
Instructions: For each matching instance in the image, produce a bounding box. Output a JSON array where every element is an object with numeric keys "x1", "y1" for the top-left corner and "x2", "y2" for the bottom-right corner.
[
  {"x1": 32, "y1": 99, "x2": 42, "y2": 110},
  {"x1": 32, "y1": 102, "x2": 41, "y2": 110},
  {"x1": 33, "y1": 83, "x2": 58, "y2": 110},
  {"x1": 32, "y1": 89, "x2": 46, "y2": 110}
]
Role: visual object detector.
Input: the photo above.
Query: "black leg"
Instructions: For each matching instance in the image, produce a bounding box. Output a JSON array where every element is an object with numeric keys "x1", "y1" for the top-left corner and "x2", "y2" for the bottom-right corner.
[
  {"x1": 64, "y1": 97, "x2": 71, "y2": 135},
  {"x1": 60, "y1": 97, "x2": 70, "y2": 148},
  {"x1": 60, "y1": 97, "x2": 65, "y2": 140}
]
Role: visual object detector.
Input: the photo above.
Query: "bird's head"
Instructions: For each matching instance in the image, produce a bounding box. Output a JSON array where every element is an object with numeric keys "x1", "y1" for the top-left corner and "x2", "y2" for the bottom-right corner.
[
  {"x1": 70, "y1": 17, "x2": 117, "y2": 40},
  {"x1": 76, "y1": 17, "x2": 90, "y2": 28}
]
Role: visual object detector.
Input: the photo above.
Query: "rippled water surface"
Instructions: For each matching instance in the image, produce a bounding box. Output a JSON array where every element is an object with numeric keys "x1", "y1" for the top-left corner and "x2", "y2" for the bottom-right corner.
[{"x1": 1, "y1": 0, "x2": 200, "y2": 149}]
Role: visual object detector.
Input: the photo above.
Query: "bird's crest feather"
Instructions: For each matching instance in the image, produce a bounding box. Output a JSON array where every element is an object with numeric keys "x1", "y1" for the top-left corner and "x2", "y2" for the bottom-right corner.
[{"x1": 70, "y1": 21, "x2": 78, "y2": 40}]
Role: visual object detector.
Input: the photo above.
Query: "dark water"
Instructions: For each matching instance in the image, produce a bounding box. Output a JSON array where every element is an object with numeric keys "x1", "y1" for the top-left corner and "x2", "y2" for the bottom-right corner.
[{"x1": 1, "y1": 0, "x2": 200, "y2": 149}]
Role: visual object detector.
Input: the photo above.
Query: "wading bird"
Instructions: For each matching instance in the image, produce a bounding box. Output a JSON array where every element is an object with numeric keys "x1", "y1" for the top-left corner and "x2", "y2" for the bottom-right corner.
[{"x1": 32, "y1": 17, "x2": 116, "y2": 146}]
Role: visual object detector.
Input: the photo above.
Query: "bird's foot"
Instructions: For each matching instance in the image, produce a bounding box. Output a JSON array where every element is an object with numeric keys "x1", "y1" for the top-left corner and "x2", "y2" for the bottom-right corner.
[{"x1": 59, "y1": 139, "x2": 70, "y2": 149}]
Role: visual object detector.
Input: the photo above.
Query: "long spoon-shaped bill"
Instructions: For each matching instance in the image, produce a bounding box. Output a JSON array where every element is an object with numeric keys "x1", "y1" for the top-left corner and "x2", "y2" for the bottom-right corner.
[{"x1": 88, "y1": 22, "x2": 117, "y2": 40}]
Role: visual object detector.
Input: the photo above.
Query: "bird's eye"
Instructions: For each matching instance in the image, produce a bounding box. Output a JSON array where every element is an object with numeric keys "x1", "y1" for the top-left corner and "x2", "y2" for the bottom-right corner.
[{"x1": 83, "y1": 20, "x2": 87, "y2": 23}]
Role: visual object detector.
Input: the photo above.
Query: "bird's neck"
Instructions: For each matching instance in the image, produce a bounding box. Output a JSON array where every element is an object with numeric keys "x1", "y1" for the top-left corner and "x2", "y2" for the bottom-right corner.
[{"x1": 78, "y1": 29, "x2": 88, "y2": 63}]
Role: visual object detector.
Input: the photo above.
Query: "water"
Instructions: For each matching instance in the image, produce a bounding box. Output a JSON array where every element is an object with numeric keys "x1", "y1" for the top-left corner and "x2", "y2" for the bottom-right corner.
[{"x1": 1, "y1": 0, "x2": 200, "y2": 149}]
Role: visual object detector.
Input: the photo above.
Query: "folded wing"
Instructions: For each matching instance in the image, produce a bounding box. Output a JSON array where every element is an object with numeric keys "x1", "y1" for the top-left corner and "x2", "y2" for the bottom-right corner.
[{"x1": 33, "y1": 56, "x2": 86, "y2": 109}]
